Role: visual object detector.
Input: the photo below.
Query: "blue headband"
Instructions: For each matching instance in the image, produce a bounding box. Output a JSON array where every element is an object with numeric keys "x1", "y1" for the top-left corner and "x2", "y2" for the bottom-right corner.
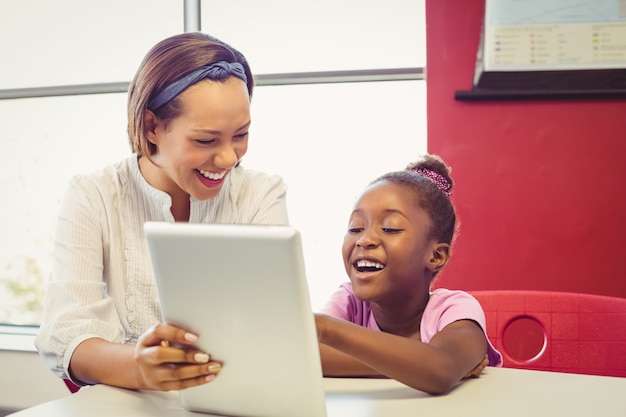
[{"x1": 148, "y1": 61, "x2": 248, "y2": 110}]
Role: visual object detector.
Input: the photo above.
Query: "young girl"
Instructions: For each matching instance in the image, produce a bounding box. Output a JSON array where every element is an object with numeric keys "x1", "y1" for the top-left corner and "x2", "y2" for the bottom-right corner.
[{"x1": 315, "y1": 154, "x2": 502, "y2": 394}]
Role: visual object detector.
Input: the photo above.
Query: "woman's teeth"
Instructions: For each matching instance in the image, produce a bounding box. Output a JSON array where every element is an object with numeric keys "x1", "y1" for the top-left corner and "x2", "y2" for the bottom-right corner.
[{"x1": 198, "y1": 169, "x2": 226, "y2": 180}]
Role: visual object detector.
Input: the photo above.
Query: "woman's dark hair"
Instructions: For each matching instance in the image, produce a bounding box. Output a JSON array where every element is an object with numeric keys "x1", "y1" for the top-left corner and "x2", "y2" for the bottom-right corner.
[{"x1": 127, "y1": 32, "x2": 254, "y2": 160}]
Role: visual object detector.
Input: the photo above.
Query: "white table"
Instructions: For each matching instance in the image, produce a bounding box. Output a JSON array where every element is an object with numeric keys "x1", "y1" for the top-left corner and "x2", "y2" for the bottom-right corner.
[{"x1": 9, "y1": 367, "x2": 626, "y2": 417}]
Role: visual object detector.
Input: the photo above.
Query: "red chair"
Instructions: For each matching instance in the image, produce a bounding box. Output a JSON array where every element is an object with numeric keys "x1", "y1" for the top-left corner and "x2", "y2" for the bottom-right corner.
[{"x1": 469, "y1": 290, "x2": 626, "y2": 377}]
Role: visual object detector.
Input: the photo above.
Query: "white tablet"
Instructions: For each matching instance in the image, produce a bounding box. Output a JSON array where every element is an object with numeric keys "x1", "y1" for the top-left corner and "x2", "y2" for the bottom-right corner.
[{"x1": 144, "y1": 222, "x2": 327, "y2": 417}]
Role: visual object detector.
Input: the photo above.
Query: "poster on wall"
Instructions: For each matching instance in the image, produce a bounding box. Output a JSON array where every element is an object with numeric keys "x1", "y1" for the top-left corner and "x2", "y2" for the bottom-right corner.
[{"x1": 456, "y1": 0, "x2": 626, "y2": 99}]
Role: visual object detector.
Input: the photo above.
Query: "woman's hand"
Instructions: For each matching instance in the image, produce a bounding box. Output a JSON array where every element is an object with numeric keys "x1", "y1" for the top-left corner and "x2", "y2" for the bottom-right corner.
[{"x1": 135, "y1": 323, "x2": 222, "y2": 391}]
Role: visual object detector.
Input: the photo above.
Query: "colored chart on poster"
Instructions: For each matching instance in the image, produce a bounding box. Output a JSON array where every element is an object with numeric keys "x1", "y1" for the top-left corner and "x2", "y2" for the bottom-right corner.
[{"x1": 484, "y1": 0, "x2": 626, "y2": 71}]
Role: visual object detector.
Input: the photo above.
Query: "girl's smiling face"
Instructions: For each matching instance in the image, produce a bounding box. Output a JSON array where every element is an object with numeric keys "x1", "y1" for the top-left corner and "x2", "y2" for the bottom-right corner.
[
  {"x1": 146, "y1": 76, "x2": 251, "y2": 201},
  {"x1": 342, "y1": 180, "x2": 446, "y2": 305}
]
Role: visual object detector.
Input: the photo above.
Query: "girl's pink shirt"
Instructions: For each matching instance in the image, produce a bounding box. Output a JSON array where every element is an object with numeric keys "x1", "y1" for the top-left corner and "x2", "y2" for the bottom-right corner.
[{"x1": 321, "y1": 283, "x2": 503, "y2": 367}]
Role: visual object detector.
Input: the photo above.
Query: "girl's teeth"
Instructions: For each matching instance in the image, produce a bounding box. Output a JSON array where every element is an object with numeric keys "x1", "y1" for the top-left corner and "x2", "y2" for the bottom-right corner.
[{"x1": 356, "y1": 260, "x2": 384, "y2": 270}]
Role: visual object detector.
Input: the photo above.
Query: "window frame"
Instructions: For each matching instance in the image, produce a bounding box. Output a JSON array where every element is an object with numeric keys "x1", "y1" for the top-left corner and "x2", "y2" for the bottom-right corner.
[{"x1": 0, "y1": 0, "x2": 425, "y2": 352}]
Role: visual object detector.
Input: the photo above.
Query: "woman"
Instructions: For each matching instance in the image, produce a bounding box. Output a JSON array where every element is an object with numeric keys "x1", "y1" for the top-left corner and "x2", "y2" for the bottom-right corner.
[{"x1": 35, "y1": 33, "x2": 288, "y2": 391}]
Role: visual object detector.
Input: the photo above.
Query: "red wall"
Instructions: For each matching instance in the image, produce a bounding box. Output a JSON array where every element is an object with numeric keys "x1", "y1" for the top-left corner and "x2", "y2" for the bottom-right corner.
[{"x1": 426, "y1": 0, "x2": 626, "y2": 297}]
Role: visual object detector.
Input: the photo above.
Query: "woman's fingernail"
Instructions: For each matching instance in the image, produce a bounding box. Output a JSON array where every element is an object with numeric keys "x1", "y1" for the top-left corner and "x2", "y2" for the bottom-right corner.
[
  {"x1": 194, "y1": 353, "x2": 209, "y2": 363},
  {"x1": 184, "y1": 332, "x2": 198, "y2": 343},
  {"x1": 208, "y1": 363, "x2": 222, "y2": 373},
  {"x1": 205, "y1": 374, "x2": 217, "y2": 383}
]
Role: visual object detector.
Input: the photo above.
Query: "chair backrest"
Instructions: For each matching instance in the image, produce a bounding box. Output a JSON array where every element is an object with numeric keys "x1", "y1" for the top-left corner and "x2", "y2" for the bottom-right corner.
[{"x1": 469, "y1": 290, "x2": 626, "y2": 377}]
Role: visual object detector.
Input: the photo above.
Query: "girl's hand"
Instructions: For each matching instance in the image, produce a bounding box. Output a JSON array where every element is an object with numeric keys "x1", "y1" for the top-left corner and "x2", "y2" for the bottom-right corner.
[
  {"x1": 134, "y1": 323, "x2": 222, "y2": 391},
  {"x1": 462, "y1": 354, "x2": 489, "y2": 379}
]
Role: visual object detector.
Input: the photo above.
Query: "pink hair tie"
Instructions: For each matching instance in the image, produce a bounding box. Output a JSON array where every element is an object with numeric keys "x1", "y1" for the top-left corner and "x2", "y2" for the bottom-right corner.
[{"x1": 413, "y1": 168, "x2": 452, "y2": 196}]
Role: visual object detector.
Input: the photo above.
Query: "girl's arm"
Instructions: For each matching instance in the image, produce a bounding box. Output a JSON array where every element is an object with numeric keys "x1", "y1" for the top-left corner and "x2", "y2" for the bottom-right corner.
[
  {"x1": 315, "y1": 314, "x2": 488, "y2": 394},
  {"x1": 319, "y1": 342, "x2": 489, "y2": 380},
  {"x1": 318, "y1": 344, "x2": 382, "y2": 377}
]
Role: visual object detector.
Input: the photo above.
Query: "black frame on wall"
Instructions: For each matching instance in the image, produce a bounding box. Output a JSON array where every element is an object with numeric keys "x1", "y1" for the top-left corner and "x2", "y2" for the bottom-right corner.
[{"x1": 455, "y1": 68, "x2": 626, "y2": 101}]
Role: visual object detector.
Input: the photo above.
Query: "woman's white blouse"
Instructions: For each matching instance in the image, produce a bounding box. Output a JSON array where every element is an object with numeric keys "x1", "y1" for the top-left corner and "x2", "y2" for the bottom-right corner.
[{"x1": 35, "y1": 155, "x2": 289, "y2": 382}]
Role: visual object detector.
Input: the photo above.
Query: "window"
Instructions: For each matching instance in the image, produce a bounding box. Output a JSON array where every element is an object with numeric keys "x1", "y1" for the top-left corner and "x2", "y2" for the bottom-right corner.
[{"x1": 0, "y1": 0, "x2": 426, "y2": 327}]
